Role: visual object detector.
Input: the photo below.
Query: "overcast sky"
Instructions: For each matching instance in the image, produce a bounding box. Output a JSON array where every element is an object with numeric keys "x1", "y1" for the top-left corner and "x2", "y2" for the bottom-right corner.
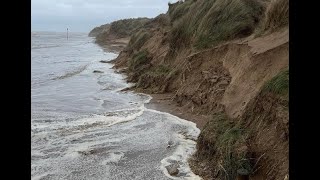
[{"x1": 32, "y1": 0, "x2": 179, "y2": 32}]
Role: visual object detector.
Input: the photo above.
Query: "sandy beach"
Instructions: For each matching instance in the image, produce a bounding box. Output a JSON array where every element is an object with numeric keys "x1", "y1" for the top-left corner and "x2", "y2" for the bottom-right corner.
[
  {"x1": 105, "y1": 39, "x2": 209, "y2": 130},
  {"x1": 145, "y1": 93, "x2": 209, "y2": 129}
]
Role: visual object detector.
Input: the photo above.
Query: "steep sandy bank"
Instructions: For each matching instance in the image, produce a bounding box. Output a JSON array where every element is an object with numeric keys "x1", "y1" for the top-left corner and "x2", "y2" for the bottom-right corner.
[
  {"x1": 92, "y1": 0, "x2": 289, "y2": 179},
  {"x1": 112, "y1": 26, "x2": 288, "y2": 179},
  {"x1": 111, "y1": 28, "x2": 289, "y2": 179},
  {"x1": 114, "y1": 26, "x2": 288, "y2": 119}
]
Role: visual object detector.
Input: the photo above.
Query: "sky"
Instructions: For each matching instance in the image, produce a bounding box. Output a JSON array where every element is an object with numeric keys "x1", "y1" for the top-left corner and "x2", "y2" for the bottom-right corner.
[{"x1": 32, "y1": 0, "x2": 179, "y2": 33}]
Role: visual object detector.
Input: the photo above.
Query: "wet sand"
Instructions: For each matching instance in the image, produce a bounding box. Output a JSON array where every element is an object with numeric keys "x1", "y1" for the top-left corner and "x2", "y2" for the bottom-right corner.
[
  {"x1": 102, "y1": 40, "x2": 209, "y2": 130},
  {"x1": 145, "y1": 93, "x2": 209, "y2": 130}
]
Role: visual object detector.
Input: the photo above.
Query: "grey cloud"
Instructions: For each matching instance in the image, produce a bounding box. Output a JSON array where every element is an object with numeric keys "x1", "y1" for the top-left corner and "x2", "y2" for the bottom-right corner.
[{"x1": 32, "y1": 0, "x2": 176, "y2": 32}]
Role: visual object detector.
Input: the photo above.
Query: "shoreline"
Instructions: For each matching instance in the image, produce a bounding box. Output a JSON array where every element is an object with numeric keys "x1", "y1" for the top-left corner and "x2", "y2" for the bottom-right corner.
[
  {"x1": 100, "y1": 39, "x2": 209, "y2": 130},
  {"x1": 90, "y1": 3, "x2": 289, "y2": 177},
  {"x1": 144, "y1": 93, "x2": 209, "y2": 130}
]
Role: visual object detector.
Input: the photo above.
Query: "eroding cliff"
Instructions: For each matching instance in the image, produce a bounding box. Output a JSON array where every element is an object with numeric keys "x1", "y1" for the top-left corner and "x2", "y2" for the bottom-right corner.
[{"x1": 90, "y1": 0, "x2": 289, "y2": 179}]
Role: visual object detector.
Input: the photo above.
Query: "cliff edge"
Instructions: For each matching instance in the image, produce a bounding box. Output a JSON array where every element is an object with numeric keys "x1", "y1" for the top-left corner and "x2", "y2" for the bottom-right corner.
[{"x1": 90, "y1": 0, "x2": 289, "y2": 179}]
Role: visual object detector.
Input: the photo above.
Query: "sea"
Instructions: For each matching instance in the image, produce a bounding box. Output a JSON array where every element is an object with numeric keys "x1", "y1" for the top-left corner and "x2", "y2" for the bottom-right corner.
[{"x1": 31, "y1": 31, "x2": 201, "y2": 180}]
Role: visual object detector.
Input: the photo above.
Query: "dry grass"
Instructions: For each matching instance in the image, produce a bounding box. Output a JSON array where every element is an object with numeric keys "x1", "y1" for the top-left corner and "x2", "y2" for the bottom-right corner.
[
  {"x1": 255, "y1": 0, "x2": 289, "y2": 35},
  {"x1": 88, "y1": 24, "x2": 110, "y2": 37},
  {"x1": 168, "y1": 0, "x2": 265, "y2": 50},
  {"x1": 127, "y1": 30, "x2": 151, "y2": 51},
  {"x1": 136, "y1": 64, "x2": 179, "y2": 93},
  {"x1": 94, "y1": 18, "x2": 150, "y2": 44},
  {"x1": 128, "y1": 50, "x2": 149, "y2": 71},
  {"x1": 195, "y1": 112, "x2": 252, "y2": 179},
  {"x1": 262, "y1": 68, "x2": 289, "y2": 99},
  {"x1": 194, "y1": 0, "x2": 264, "y2": 48},
  {"x1": 264, "y1": 0, "x2": 289, "y2": 30},
  {"x1": 108, "y1": 18, "x2": 150, "y2": 38},
  {"x1": 168, "y1": 0, "x2": 194, "y2": 22}
]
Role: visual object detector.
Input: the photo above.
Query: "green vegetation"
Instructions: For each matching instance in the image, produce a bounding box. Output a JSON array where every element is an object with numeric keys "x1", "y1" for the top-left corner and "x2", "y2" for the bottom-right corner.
[
  {"x1": 255, "y1": 0, "x2": 289, "y2": 36},
  {"x1": 128, "y1": 50, "x2": 150, "y2": 71},
  {"x1": 168, "y1": 0, "x2": 194, "y2": 22},
  {"x1": 135, "y1": 65, "x2": 179, "y2": 92},
  {"x1": 93, "y1": 18, "x2": 150, "y2": 44},
  {"x1": 127, "y1": 30, "x2": 151, "y2": 51},
  {"x1": 264, "y1": 0, "x2": 289, "y2": 31},
  {"x1": 262, "y1": 69, "x2": 289, "y2": 98},
  {"x1": 95, "y1": 31, "x2": 110, "y2": 44},
  {"x1": 108, "y1": 18, "x2": 150, "y2": 38},
  {"x1": 136, "y1": 70, "x2": 167, "y2": 89},
  {"x1": 169, "y1": 20, "x2": 192, "y2": 52},
  {"x1": 90, "y1": 0, "x2": 289, "y2": 179},
  {"x1": 88, "y1": 24, "x2": 110, "y2": 37},
  {"x1": 195, "y1": 0, "x2": 264, "y2": 48},
  {"x1": 168, "y1": 0, "x2": 265, "y2": 50},
  {"x1": 217, "y1": 125, "x2": 251, "y2": 179},
  {"x1": 150, "y1": 14, "x2": 171, "y2": 27},
  {"x1": 198, "y1": 113, "x2": 251, "y2": 179},
  {"x1": 151, "y1": 65, "x2": 171, "y2": 75}
]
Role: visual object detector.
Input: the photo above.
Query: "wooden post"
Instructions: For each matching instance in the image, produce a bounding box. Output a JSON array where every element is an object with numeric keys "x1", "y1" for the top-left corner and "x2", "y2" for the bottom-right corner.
[{"x1": 67, "y1": 28, "x2": 68, "y2": 40}]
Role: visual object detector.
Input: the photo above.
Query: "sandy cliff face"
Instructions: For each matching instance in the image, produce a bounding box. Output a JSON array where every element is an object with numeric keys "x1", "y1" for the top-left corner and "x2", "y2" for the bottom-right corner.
[
  {"x1": 221, "y1": 28, "x2": 288, "y2": 119},
  {"x1": 93, "y1": 0, "x2": 289, "y2": 179},
  {"x1": 114, "y1": 26, "x2": 288, "y2": 118},
  {"x1": 114, "y1": 29, "x2": 288, "y2": 180},
  {"x1": 187, "y1": 28, "x2": 288, "y2": 180}
]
